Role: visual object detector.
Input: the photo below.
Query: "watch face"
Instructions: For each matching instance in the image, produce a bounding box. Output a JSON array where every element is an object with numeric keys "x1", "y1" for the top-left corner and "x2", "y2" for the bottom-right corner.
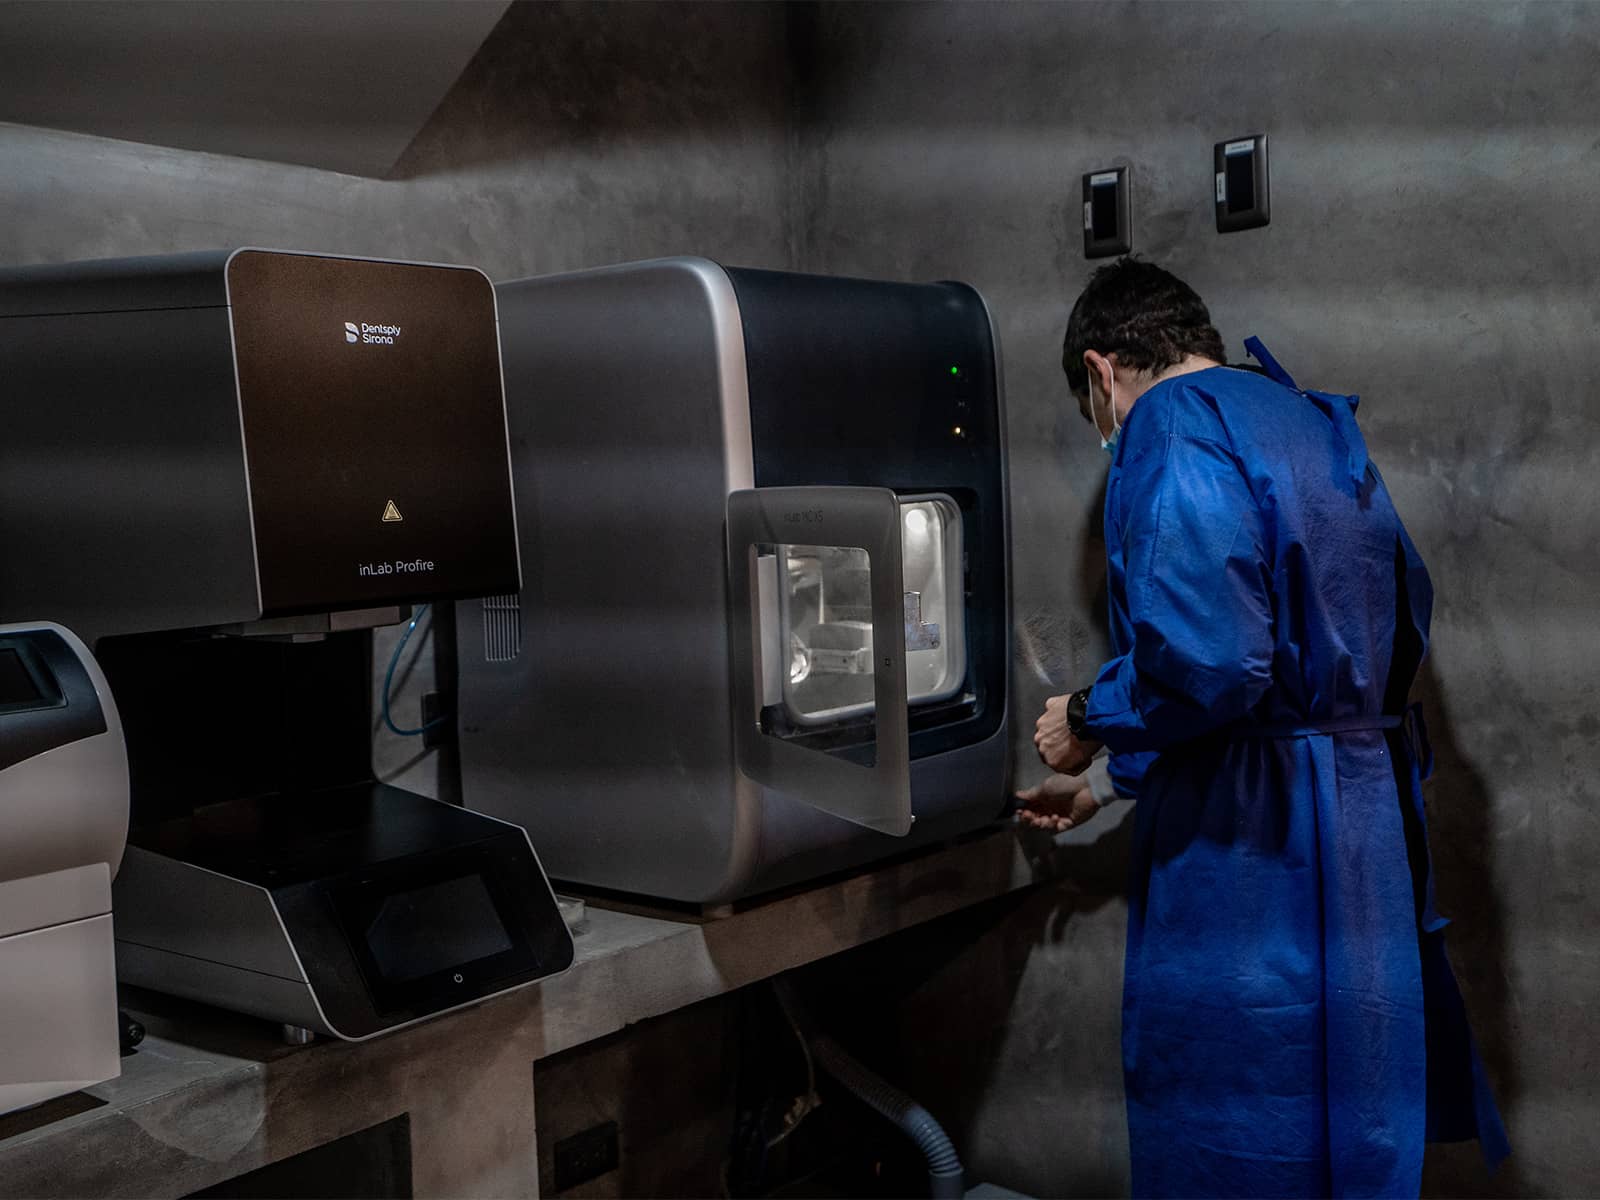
[{"x1": 1067, "y1": 688, "x2": 1090, "y2": 733}]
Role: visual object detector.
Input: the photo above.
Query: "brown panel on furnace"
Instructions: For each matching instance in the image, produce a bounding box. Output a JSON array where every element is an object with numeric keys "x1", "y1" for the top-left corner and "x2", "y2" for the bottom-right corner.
[{"x1": 226, "y1": 251, "x2": 518, "y2": 616}]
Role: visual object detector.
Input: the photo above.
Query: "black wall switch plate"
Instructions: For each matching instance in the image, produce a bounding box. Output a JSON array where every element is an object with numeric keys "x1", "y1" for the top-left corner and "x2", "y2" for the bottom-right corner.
[
  {"x1": 1082, "y1": 166, "x2": 1132, "y2": 258},
  {"x1": 1215, "y1": 134, "x2": 1270, "y2": 232}
]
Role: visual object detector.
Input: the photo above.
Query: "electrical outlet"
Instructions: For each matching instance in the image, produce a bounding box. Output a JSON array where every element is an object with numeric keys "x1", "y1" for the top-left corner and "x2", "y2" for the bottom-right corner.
[{"x1": 552, "y1": 1121, "x2": 619, "y2": 1193}]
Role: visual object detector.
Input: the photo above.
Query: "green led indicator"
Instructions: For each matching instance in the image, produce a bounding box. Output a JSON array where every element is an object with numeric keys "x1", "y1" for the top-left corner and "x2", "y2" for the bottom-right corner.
[{"x1": 949, "y1": 366, "x2": 961, "y2": 376}]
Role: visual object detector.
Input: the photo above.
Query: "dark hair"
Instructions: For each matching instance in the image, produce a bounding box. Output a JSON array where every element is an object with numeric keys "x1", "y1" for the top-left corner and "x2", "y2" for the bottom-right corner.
[{"x1": 1060, "y1": 257, "x2": 1226, "y2": 397}]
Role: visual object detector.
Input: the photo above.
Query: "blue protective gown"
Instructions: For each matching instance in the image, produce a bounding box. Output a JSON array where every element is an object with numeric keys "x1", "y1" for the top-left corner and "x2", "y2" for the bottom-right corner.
[{"x1": 1082, "y1": 345, "x2": 1508, "y2": 1198}]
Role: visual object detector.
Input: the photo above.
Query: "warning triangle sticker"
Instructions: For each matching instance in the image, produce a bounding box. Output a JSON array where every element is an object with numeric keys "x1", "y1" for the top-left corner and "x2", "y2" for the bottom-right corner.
[{"x1": 381, "y1": 499, "x2": 404, "y2": 523}]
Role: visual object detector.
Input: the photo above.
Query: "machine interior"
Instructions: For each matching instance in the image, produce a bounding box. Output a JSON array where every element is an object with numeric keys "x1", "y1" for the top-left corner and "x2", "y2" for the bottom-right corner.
[{"x1": 771, "y1": 495, "x2": 966, "y2": 728}]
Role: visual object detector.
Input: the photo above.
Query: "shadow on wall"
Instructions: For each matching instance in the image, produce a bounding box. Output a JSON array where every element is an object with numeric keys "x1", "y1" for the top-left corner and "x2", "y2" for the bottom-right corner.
[
  {"x1": 1416, "y1": 656, "x2": 1527, "y2": 1198},
  {"x1": 1012, "y1": 473, "x2": 1108, "y2": 774},
  {"x1": 386, "y1": 1, "x2": 792, "y2": 182}
]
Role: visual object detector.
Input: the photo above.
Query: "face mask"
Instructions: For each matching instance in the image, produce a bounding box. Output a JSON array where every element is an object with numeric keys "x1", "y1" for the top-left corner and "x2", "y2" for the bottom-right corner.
[{"x1": 1089, "y1": 369, "x2": 1121, "y2": 454}]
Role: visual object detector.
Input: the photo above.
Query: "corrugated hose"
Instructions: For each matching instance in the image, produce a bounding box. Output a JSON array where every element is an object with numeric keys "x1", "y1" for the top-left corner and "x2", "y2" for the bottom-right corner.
[{"x1": 773, "y1": 979, "x2": 965, "y2": 1199}]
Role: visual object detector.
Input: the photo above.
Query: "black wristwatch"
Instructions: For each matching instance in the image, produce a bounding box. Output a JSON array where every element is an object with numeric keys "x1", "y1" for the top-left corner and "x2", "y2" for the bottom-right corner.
[{"x1": 1066, "y1": 687, "x2": 1092, "y2": 738}]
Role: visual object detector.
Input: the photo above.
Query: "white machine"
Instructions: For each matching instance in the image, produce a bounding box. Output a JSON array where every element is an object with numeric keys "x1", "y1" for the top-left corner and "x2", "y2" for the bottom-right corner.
[{"x1": 0, "y1": 621, "x2": 128, "y2": 1114}]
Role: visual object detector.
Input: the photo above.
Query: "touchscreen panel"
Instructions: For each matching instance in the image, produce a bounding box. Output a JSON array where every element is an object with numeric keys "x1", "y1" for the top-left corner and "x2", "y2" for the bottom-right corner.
[{"x1": 362, "y1": 874, "x2": 514, "y2": 986}]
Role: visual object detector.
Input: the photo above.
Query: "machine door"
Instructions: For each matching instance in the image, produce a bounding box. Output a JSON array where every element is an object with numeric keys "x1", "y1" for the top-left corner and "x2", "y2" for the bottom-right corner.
[{"x1": 727, "y1": 487, "x2": 912, "y2": 836}]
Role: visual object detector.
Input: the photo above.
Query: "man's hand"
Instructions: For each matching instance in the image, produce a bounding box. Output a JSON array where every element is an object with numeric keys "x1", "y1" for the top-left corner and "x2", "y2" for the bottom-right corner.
[
  {"x1": 1034, "y1": 693, "x2": 1101, "y2": 775},
  {"x1": 1015, "y1": 773, "x2": 1101, "y2": 833}
]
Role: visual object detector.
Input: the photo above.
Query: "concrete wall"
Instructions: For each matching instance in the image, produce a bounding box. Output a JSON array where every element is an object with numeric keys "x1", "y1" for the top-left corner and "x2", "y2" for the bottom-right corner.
[
  {"x1": 0, "y1": 1, "x2": 792, "y2": 273},
  {"x1": 791, "y1": 2, "x2": 1600, "y2": 1195}
]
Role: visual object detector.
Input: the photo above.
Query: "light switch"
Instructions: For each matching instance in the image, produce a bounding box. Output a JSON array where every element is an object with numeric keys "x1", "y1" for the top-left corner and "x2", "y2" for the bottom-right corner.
[
  {"x1": 1082, "y1": 166, "x2": 1132, "y2": 258},
  {"x1": 1215, "y1": 134, "x2": 1270, "y2": 232}
]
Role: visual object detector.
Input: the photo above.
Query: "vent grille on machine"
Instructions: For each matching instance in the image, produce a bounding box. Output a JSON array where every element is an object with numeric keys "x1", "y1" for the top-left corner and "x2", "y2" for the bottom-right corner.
[{"x1": 481, "y1": 594, "x2": 522, "y2": 662}]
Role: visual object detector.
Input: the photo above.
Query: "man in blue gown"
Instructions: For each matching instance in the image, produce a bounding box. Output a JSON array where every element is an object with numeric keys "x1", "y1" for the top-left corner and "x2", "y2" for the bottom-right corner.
[{"x1": 1019, "y1": 259, "x2": 1508, "y2": 1197}]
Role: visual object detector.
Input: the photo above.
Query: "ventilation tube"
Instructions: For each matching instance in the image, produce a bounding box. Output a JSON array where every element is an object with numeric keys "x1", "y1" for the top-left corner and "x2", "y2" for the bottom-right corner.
[{"x1": 774, "y1": 980, "x2": 965, "y2": 1199}]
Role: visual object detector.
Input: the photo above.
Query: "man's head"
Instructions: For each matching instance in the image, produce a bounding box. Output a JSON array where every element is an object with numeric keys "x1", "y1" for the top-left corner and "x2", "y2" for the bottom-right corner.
[{"x1": 1061, "y1": 258, "x2": 1226, "y2": 436}]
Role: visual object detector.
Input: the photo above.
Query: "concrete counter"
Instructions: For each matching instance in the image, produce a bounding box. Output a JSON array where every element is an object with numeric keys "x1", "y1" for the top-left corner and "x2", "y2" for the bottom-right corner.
[{"x1": 0, "y1": 826, "x2": 1056, "y2": 1199}]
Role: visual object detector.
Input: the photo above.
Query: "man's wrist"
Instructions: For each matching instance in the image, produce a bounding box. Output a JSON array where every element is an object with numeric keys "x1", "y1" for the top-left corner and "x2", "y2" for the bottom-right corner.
[
  {"x1": 1066, "y1": 687, "x2": 1093, "y2": 738},
  {"x1": 1084, "y1": 755, "x2": 1117, "y2": 806}
]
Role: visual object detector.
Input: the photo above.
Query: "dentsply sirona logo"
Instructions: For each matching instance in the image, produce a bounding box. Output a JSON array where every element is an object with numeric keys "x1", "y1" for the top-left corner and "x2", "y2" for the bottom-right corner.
[{"x1": 343, "y1": 320, "x2": 402, "y2": 346}]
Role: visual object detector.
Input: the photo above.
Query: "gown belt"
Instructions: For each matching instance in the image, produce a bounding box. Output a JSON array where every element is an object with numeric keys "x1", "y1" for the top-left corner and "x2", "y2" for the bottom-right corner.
[{"x1": 1238, "y1": 703, "x2": 1434, "y2": 779}]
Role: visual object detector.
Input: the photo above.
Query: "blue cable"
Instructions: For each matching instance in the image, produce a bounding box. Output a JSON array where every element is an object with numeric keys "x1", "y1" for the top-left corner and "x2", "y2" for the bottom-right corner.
[{"x1": 382, "y1": 603, "x2": 446, "y2": 737}]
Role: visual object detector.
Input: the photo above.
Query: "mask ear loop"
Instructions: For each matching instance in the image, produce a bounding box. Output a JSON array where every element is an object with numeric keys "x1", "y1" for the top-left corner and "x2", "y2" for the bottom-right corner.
[{"x1": 1089, "y1": 361, "x2": 1119, "y2": 445}]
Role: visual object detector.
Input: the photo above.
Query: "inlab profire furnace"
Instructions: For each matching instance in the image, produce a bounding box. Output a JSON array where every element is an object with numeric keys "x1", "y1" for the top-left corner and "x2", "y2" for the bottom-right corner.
[{"x1": 0, "y1": 249, "x2": 574, "y2": 1039}]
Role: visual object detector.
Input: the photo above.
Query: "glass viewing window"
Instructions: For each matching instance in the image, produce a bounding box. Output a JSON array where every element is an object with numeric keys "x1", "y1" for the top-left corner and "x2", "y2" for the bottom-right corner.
[{"x1": 769, "y1": 495, "x2": 966, "y2": 727}]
